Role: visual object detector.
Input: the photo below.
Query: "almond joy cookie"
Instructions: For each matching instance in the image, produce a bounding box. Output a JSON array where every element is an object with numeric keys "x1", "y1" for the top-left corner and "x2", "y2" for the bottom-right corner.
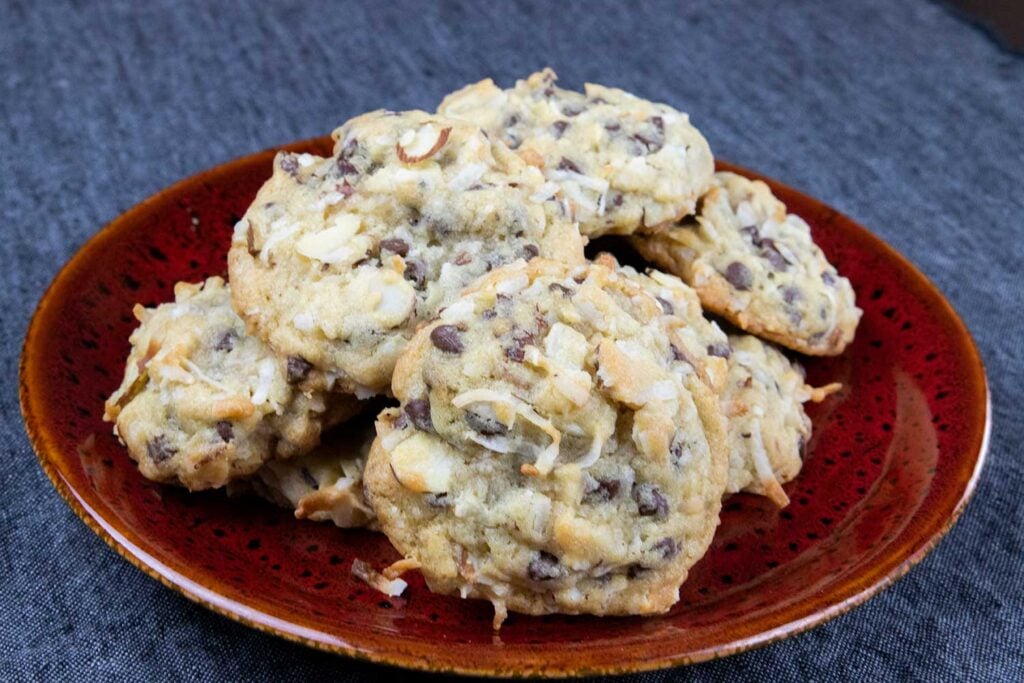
[
  {"x1": 237, "y1": 417, "x2": 377, "y2": 529},
  {"x1": 438, "y1": 68, "x2": 714, "y2": 237},
  {"x1": 722, "y1": 334, "x2": 841, "y2": 507},
  {"x1": 363, "y1": 259, "x2": 728, "y2": 626},
  {"x1": 228, "y1": 110, "x2": 584, "y2": 396},
  {"x1": 630, "y1": 171, "x2": 862, "y2": 355},
  {"x1": 104, "y1": 278, "x2": 360, "y2": 491}
]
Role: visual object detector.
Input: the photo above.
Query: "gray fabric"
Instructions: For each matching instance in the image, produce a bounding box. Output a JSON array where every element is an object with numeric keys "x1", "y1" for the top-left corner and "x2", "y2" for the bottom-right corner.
[{"x1": 1, "y1": 0, "x2": 1021, "y2": 680}]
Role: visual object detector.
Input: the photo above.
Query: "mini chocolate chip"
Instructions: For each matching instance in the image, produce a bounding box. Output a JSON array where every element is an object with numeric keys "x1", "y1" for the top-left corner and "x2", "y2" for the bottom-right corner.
[
  {"x1": 557, "y1": 157, "x2": 581, "y2": 173},
  {"x1": 464, "y1": 409, "x2": 508, "y2": 436},
  {"x1": 782, "y1": 286, "x2": 802, "y2": 304},
  {"x1": 760, "y1": 239, "x2": 790, "y2": 271},
  {"x1": 798, "y1": 435, "x2": 807, "y2": 457},
  {"x1": 286, "y1": 356, "x2": 313, "y2": 384},
  {"x1": 583, "y1": 477, "x2": 621, "y2": 503},
  {"x1": 482, "y1": 308, "x2": 497, "y2": 320},
  {"x1": 404, "y1": 259, "x2": 426, "y2": 289},
  {"x1": 380, "y1": 237, "x2": 409, "y2": 256},
  {"x1": 146, "y1": 435, "x2": 176, "y2": 464},
  {"x1": 612, "y1": 193, "x2": 624, "y2": 207},
  {"x1": 630, "y1": 133, "x2": 662, "y2": 154},
  {"x1": 505, "y1": 328, "x2": 534, "y2": 362},
  {"x1": 740, "y1": 225, "x2": 762, "y2": 245},
  {"x1": 591, "y1": 96, "x2": 608, "y2": 105},
  {"x1": 548, "y1": 283, "x2": 574, "y2": 297},
  {"x1": 337, "y1": 158, "x2": 357, "y2": 176},
  {"x1": 562, "y1": 105, "x2": 583, "y2": 117},
  {"x1": 393, "y1": 412, "x2": 410, "y2": 430},
  {"x1": 605, "y1": 122, "x2": 621, "y2": 132},
  {"x1": 424, "y1": 492, "x2": 450, "y2": 508},
  {"x1": 430, "y1": 325, "x2": 464, "y2": 354},
  {"x1": 405, "y1": 399, "x2": 434, "y2": 432},
  {"x1": 246, "y1": 225, "x2": 258, "y2": 256},
  {"x1": 650, "y1": 116, "x2": 664, "y2": 133},
  {"x1": 653, "y1": 537, "x2": 678, "y2": 559},
  {"x1": 670, "y1": 344, "x2": 689, "y2": 364},
  {"x1": 724, "y1": 262, "x2": 753, "y2": 291},
  {"x1": 627, "y1": 564, "x2": 648, "y2": 579},
  {"x1": 669, "y1": 433, "x2": 690, "y2": 467},
  {"x1": 214, "y1": 330, "x2": 238, "y2": 352},
  {"x1": 633, "y1": 483, "x2": 669, "y2": 517},
  {"x1": 527, "y1": 551, "x2": 563, "y2": 581},
  {"x1": 300, "y1": 468, "x2": 319, "y2": 489},
  {"x1": 279, "y1": 155, "x2": 299, "y2": 176},
  {"x1": 655, "y1": 297, "x2": 674, "y2": 315},
  {"x1": 215, "y1": 421, "x2": 233, "y2": 442},
  {"x1": 521, "y1": 244, "x2": 539, "y2": 260},
  {"x1": 707, "y1": 342, "x2": 732, "y2": 358},
  {"x1": 505, "y1": 114, "x2": 519, "y2": 127},
  {"x1": 822, "y1": 271, "x2": 837, "y2": 285},
  {"x1": 551, "y1": 120, "x2": 570, "y2": 137}
]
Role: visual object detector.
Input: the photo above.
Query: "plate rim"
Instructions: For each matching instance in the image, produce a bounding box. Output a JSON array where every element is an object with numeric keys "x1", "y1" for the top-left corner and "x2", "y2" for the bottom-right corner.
[{"x1": 19, "y1": 136, "x2": 991, "y2": 678}]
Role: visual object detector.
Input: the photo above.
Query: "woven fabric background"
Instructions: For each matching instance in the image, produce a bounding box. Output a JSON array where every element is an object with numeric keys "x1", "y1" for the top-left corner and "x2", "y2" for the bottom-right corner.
[{"x1": 2, "y1": 1, "x2": 1021, "y2": 680}]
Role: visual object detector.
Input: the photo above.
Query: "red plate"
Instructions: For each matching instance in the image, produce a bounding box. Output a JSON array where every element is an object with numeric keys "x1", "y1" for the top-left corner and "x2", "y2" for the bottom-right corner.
[{"x1": 20, "y1": 137, "x2": 989, "y2": 677}]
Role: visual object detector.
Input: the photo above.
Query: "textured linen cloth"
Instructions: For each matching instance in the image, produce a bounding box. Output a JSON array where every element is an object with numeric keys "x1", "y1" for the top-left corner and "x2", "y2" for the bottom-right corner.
[{"x1": 1, "y1": 1, "x2": 1021, "y2": 680}]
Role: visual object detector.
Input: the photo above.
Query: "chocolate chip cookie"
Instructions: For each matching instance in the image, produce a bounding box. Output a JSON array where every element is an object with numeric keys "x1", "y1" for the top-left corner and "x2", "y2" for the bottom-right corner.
[
  {"x1": 438, "y1": 68, "x2": 715, "y2": 237},
  {"x1": 228, "y1": 110, "x2": 585, "y2": 396},
  {"x1": 104, "y1": 278, "x2": 359, "y2": 491},
  {"x1": 630, "y1": 171, "x2": 861, "y2": 355},
  {"x1": 363, "y1": 259, "x2": 727, "y2": 626},
  {"x1": 722, "y1": 334, "x2": 841, "y2": 506}
]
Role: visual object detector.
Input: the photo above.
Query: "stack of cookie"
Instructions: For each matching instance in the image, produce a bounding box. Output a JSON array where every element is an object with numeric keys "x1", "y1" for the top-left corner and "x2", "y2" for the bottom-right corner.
[{"x1": 104, "y1": 69, "x2": 861, "y2": 627}]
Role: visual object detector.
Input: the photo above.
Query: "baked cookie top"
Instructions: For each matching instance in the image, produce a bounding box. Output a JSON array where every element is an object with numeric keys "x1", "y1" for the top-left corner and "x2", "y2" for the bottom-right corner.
[
  {"x1": 438, "y1": 68, "x2": 714, "y2": 237},
  {"x1": 228, "y1": 109, "x2": 585, "y2": 396},
  {"x1": 594, "y1": 252, "x2": 731, "y2": 393},
  {"x1": 630, "y1": 171, "x2": 862, "y2": 355},
  {"x1": 364, "y1": 259, "x2": 727, "y2": 625},
  {"x1": 722, "y1": 334, "x2": 840, "y2": 507},
  {"x1": 240, "y1": 417, "x2": 377, "y2": 529},
  {"x1": 104, "y1": 278, "x2": 359, "y2": 491}
]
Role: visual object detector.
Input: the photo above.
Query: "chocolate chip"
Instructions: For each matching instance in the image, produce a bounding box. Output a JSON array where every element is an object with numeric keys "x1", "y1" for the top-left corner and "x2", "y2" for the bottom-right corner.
[
  {"x1": 404, "y1": 258, "x2": 426, "y2": 289},
  {"x1": 724, "y1": 262, "x2": 753, "y2": 291},
  {"x1": 215, "y1": 421, "x2": 233, "y2": 442},
  {"x1": 286, "y1": 356, "x2": 313, "y2": 384},
  {"x1": 146, "y1": 435, "x2": 176, "y2": 464},
  {"x1": 464, "y1": 409, "x2": 508, "y2": 436},
  {"x1": 505, "y1": 328, "x2": 534, "y2": 362},
  {"x1": 633, "y1": 483, "x2": 669, "y2": 517},
  {"x1": 707, "y1": 342, "x2": 732, "y2": 358},
  {"x1": 279, "y1": 155, "x2": 299, "y2": 176},
  {"x1": 430, "y1": 325, "x2": 464, "y2": 354},
  {"x1": 405, "y1": 398, "x2": 434, "y2": 432},
  {"x1": 551, "y1": 120, "x2": 570, "y2": 137},
  {"x1": 583, "y1": 476, "x2": 621, "y2": 503},
  {"x1": 380, "y1": 237, "x2": 409, "y2": 256},
  {"x1": 557, "y1": 157, "x2": 581, "y2": 173},
  {"x1": 527, "y1": 551, "x2": 563, "y2": 581},
  {"x1": 521, "y1": 244, "x2": 539, "y2": 261},
  {"x1": 652, "y1": 537, "x2": 678, "y2": 559},
  {"x1": 548, "y1": 283, "x2": 574, "y2": 297},
  {"x1": 336, "y1": 158, "x2": 357, "y2": 176},
  {"x1": 655, "y1": 297, "x2": 674, "y2": 315},
  {"x1": 214, "y1": 330, "x2": 238, "y2": 352},
  {"x1": 424, "y1": 492, "x2": 450, "y2": 508}
]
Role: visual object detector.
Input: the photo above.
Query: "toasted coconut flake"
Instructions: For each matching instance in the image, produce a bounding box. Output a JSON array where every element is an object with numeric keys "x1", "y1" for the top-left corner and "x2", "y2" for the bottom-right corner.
[
  {"x1": 806, "y1": 381, "x2": 842, "y2": 403},
  {"x1": 351, "y1": 558, "x2": 408, "y2": 597},
  {"x1": 396, "y1": 125, "x2": 451, "y2": 164},
  {"x1": 750, "y1": 419, "x2": 790, "y2": 508},
  {"x1": 383, "y1": 558, "x2": 421, "y2": 580}
]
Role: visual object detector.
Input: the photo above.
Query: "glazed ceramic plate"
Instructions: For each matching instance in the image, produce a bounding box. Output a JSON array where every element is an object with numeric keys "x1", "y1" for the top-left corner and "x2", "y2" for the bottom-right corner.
[{"x1": 20, "y1": 137, "x2": 989, "y2": 677}]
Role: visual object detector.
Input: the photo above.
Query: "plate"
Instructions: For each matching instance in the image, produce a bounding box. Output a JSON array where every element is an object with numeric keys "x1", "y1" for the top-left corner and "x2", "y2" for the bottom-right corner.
[{"x1": 20, "y1": 137, "x2": 989, "y2": 677}]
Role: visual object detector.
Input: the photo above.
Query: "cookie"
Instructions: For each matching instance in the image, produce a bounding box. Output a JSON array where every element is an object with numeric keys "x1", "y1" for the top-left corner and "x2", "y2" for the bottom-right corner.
[
  {"x1": 228, "y1": 109, "x2": 585, "y2": 396},
  {"x1": 630, "y1": 171, "x2": 862, "y2": 355},
  {"x1": 438, "y1": 68, "x2": 715, "y2": 237},
  {"x1": 104, "y1": 278, "x2": 360, "y2": 491},
  {"x1": 363, "y1": 259, "x2": 728, "y2": 626},
  {"x1": 722, "y1": 334, "x2": 840, "y2": 507},
  {"x1": 593, "y1": 252, "x2": 730, "y2": 393},
  {"x1": 237, "y1": 417, "x2": 377, "y2": 529}
]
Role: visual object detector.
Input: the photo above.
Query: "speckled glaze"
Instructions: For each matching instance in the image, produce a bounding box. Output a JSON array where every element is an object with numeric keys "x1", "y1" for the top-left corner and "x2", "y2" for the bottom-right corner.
[{"x1": 20, "y1": 137, "x2": 989, "y2": 678}]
